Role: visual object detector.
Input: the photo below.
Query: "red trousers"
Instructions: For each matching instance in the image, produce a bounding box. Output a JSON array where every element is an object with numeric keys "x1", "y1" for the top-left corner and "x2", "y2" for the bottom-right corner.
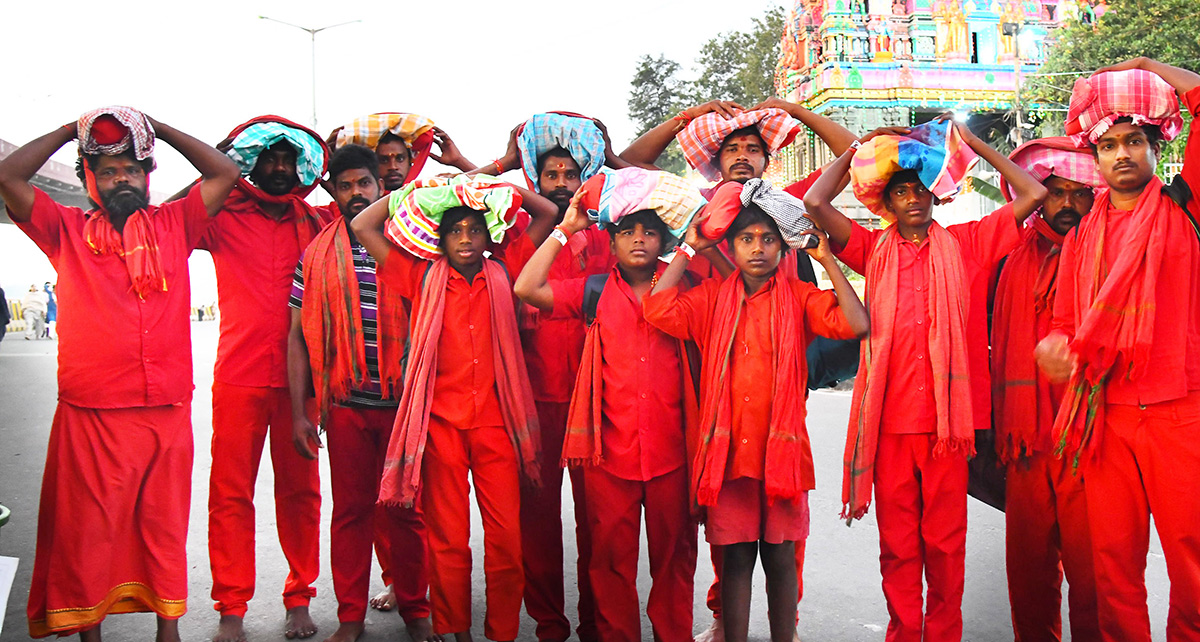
[
  {"x1": 208, "y1": 383, "x2": 321, "y2": 617},
  {"x1": 520, "y1": 400, "x2": 597, "y2": 641},
  {"x1": 325, "y1": 405, "x2": 429, "y2": 623},
  {"x1": 1085, "y1": 394, "x2": 1200, "y2": 641},
  {"x1": 1005, "y1": 451, "x2": 1099, "y2": 641},
  {"x1": 874, "y1": 433, "x2": 967, "y2": 642},
  {"x1": 424, "y1": 418, "x2": 524, "y2": 639},
  {"x1": 583, "y1": 466, "x2": 697, "y2": 642},
  {"x1": 705, "y1": 542, "x2": 805, "y2": 619},
  {"x1": 28, "y1": 402, "x2": 192, "y2": 638}
]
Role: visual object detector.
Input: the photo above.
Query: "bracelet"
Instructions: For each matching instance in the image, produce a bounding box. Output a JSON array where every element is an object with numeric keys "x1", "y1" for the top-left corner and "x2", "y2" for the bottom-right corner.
[
  {"x1": 673, "y1": 110, "x2": 692, "y2": 123},
  {"x1": 677, "y1": 242, "x2": 696, "y2": 259},
  {"x1": 550, "y1": 226, "x2": 570, "y2": 247},
  {"x1": 849, "y1": 140, "x2": 862, "y2": 150},
  {"x1": 491, "y1": 159, "x2": 505, "y2": 174}
]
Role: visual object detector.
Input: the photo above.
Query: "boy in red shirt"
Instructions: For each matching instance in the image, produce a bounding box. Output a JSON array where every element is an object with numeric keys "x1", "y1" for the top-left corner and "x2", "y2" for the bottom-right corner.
[
  {"x1": 803, "y1": 118, "x2": 1047, "y2": 642},
  {"x1": 513, "y1": 171, "x2": 708, "y2": 642},
  {"x1": 645, "y1": 185, "x2": 869, "y2": 642}
]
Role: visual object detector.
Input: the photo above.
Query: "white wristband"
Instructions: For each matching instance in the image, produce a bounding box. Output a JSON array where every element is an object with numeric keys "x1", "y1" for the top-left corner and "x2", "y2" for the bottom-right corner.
[
  {"x1": 550, "y1": 228, "x2": 570, "y2": 247},
  {"x1": 677, "y1": 242, "x2": 696, "y2": 259},
  {"x1": 849, "y1": 139, "x2": 862, "y2": 151}
]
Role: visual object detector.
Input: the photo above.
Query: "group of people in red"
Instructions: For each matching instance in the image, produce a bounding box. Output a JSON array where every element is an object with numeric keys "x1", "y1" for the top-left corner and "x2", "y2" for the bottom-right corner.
[{"x1": 1, "y1": 54, "x2": 1198, "y2": 642}]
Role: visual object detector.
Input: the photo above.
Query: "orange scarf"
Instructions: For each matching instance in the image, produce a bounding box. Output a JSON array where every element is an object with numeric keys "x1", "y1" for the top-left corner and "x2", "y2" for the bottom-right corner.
[
  {"x1": 1054, "y1": 177, "x2": 1183, "y2": 467},
  {"x1": 378, "y1": 258, "x2": 541, "y2": 507},
  {"x1": 842, "y1": 224, "x2": 974, "y2": 521},
  {"x1": 991, "y1": 217, "x2": 1064, "y2": 463},
  {"x1": 222, "y1": 178, "x2": 324, "y2": 250},
  {"x1": 692, "y1": 271, "x2": 812, "y2": 507},
  {"x1": 81, "y1": 165, "x2": 166, "y2": 300},
  {"x1": 299, "y1": 218, "x2": 408, "y2": 423}
]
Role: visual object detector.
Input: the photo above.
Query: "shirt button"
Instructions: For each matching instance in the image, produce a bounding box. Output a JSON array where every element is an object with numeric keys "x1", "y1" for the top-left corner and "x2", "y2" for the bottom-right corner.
[
  {"x1": 640, "y1": 356, "x2": 647, "y2": 362},
  {"x1": 917, "y1": 354, "x2": 924, "y2": 360},
  {"x1": 917, "y1": 319, "x2": 923, "y2": 325},
  {"x1": 473, "y1": 359, "x2": 479, "y2": 364},
  {"x1": 741, "y1": 438, "x2": 748, "y2": 444},
  {"x1": 744, "y1": 396, "x2": 750, "y2": 402},
  {"x1": 916, "y1": 286, "x2": 921, "y2": 291},
  {"x1": 918, "y1": 386, "x2": 925, "y2": 391},
  {"x1": 471, "y1": 390, "x2": 477, "y2": 395},
  {"x1": 641, "y1": 393, "x2": 648, "y2": 399},
  {"x1": 144, "y1": 329, "x2": 149, "y2": 334},
  {"x1": 468, "y1": 324, "x2": 475, "y2": 330}
]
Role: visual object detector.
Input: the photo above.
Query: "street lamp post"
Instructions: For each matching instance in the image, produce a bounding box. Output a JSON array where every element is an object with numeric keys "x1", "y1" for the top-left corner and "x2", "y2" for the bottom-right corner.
[
  {"x1": 1002, "y1": 21, "x2": 1025, "y2": 146},
  {"x1": 258, "y1": 16, "x2": 361, "y2": 133}
]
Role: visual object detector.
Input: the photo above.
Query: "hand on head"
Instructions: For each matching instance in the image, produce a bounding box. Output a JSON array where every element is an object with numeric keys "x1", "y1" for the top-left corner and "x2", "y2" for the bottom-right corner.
[
  {"x1": 560, "y1": 188, "x2": 592, "y2": 234},
  {"x1": 686, "y1": 100, "x2": 745, "y2": 120}
]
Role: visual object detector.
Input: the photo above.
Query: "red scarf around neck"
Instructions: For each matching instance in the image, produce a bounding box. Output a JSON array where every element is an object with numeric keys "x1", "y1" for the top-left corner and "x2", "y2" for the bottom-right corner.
[{"x1": 80, "y1": 164, "x2": 165, "y2": 300}]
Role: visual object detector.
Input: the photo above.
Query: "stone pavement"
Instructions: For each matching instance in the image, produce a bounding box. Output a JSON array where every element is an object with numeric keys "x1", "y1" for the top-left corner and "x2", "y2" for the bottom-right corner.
[{"x1": 0, "y1": 321, "x2": 1172, "y2": 641}]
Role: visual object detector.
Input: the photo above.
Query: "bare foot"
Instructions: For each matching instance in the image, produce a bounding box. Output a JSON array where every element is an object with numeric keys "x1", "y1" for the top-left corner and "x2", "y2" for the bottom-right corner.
[
  {"x1": 404, "y1": 616, "x2": 441, "y2": 642},
  {"x1": 286, "y1": 606, "x2": 319, "y2": 639},
  {"x1": 695, "y1": 617, "x2": 725, "y2": 642},
  {"x1": 156, "y1": 617, "x2": 182, "y2": 642},
  {"x1": 214, "y1": 615, "x2": 246, "y2": 642},
  {"x1": 370, "y1": 585, "x2": 396, "y2": 611},
  {"x1": 320, "y1": 621, "x2": 364, "y2": 642}
]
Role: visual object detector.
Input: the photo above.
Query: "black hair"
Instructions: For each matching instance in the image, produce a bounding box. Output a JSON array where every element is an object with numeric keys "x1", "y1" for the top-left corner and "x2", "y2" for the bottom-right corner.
[
  {"x1": 437, "y1": 206, "x2": 489, "y2": 250},
  {"x1": 376, "y1": 131, "x2": 409, "y2": 151},
  {"x1": 710, "y1": 126, "x2": 770, "y2": 171},
  {"x1": 884, "y1": 169, "x2": 923, "y2": 195},
  {"x1": 328, "y1": 144, "x2": 379, "y2": 182},
  {"x1": 74, "y1": 150, "x2": 155, "y2": 186},
  {"x1": 1087, "y1": 116, "x2": 1164, "y2": 153},
  {"x1": 724, "y1": 203, "x2": 787, "y2": 252},
  {"x1": 536, "y1": 146, "x2": 576, "y2": 175},
  {"x1": 607, "y1": 209, "x2": 671, "y2": 248}
]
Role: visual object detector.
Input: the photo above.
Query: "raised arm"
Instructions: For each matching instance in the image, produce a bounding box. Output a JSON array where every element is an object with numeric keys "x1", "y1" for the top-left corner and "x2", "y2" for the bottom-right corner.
[
  {"x1": 592, "y1": 118, "x2": 634, "y2": 170},
  {"x1": 467, "y1": 123, "x2": 522, "y2": 178},
  {"x1": 802, "y1": 148, "x2": 856, "y2": 248},
  {"x1": 148, "y1": 117, "x2": 240, "y2": 217},
  {"x1": 652, "y1": 218, "x2": 721, "y2": 295},
  {"x1": 429, "y1": 126, "x2": 479, "y2": 173},
  {"x1": 945, "y1": 115, "x2": 1047, "y2": 223},
  {"x1": 514, "y1": 184, "x2": 561, "y2": 247},
  {"x1": 0, "y1": 124, "x2": 77, "y2": 222},
  {"x1": 752, "y1": 97, "x2": 859, "y2": 156},
  {"x1": 620, "y1": 100, "x2": 743, "y2": 169},
  {"x1": 806, "y1": 229, "x2": 869, "y2": 337},
  {"x1": 1098, "y1": 57, "x2": 1200, "y2": 97},
  {"x1": 287, "y1": 307, "x2": 321, "y2": 459},
  {"x1": 351, "y1": 197, "x2": 395, "y2": 266},
  {"x1": 513, "y1": 190, "x2": 592, "y2": 311}
]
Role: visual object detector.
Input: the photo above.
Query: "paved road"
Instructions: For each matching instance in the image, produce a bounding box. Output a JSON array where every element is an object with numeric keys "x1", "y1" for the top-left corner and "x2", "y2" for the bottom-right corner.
[{"x1": 0, "y1": 322, "x2": 1173, "y2": 641}]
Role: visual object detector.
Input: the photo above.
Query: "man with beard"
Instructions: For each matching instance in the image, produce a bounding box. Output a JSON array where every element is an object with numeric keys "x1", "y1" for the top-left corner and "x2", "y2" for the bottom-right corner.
[
  {"x1": 1036, "y1": 58, "x2": 1200, "y2": 641},
  {"x1": 200, "y1": 116, "x2": 331, "y2": 642},
  {"x1": 0, "y1": 106, "x2": 239, "y2": 640},
  {"x1": 622, "y1": 97, "x2": 857, "y2": 642},
  {"x1": 991, "y1": 138, "x2": 1102, "y2": 641},
  {"x1": 288, "y1": 144, "x2": 437, "y2": 642},
  {"x1": 475, "y1": 112, "x2": 621, "y2": 642}
]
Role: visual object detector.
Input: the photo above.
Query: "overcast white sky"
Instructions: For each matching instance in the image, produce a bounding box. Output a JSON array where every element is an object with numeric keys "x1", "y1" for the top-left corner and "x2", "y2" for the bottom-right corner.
[{"x1": 0, "y1": 0, "x2": 787, "y2": 302}]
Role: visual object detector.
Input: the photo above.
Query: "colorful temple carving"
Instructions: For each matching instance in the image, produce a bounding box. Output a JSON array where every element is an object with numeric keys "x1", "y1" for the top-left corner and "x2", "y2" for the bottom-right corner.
[{"x1": 770, "y1": 0, "x2": 1102, "y2": 191}]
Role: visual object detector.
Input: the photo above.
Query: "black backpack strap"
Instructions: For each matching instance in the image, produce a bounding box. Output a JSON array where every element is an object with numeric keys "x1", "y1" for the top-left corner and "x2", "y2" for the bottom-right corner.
[
  {"x1": 1164, "y1": 173, "x2": 1200, "y2": 242},
  {"x1": 582, "y1": 273, "x2": 609, "y2": 327}
]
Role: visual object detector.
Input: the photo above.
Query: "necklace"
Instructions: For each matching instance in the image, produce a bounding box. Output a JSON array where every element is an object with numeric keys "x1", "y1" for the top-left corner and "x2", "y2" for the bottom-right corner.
[{"x1": 650, "y1": 273, "x2": 659, "y2": 289}]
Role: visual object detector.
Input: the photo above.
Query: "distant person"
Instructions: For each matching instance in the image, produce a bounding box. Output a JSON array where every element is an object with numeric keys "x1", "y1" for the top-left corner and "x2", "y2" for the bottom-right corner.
[
  {"x1": 0, "y1": 106, "x2": 239, "y2": 640},
  {"x1": 0, "y1": 286, "x2": 10, "y2": 342},
  {"x1": 42, "y1": 282, "x2": 56, "y2": 338},
  {"x1": 21, "y1": 284, "x2": 48, "y2": 340}
]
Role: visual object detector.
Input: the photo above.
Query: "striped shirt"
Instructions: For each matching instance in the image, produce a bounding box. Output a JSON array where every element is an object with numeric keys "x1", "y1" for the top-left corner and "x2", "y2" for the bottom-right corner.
[{"x1": 290, "y1": 239, "x2": 396, "y2": 408}]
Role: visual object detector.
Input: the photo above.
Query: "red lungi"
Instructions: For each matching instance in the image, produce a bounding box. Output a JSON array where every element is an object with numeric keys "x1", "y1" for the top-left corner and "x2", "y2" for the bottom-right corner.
[
  {"x1": 583, "y1": 465, "x2": 696, "y2": 642},
  {"x1": 1005, "y1": 451, "x2": 1099, "y2": 641},
  {"x1": 705, "y1": 543, "x2": 805, "y2": 620},
  {"x1": 28, "y1": 402, "x2": 193, "y2": 638},
  {"x1": 423, "y1": 418, "x2": 524, "y2": 639},
  {"x1": 325, "y1": 405, "x2": 429, "y2": 623},
  {"x1": 208, "y1": 382, "x2": 321, "y2": 617},
  {"x1": 1085, "y1": 393, "x2": 1200, "y2": 641},
  {"x1": 874, "y1": 433, "x2": 967, "y2": 642},
  {"x1": 520, "y1": 400, "x2": 597, "y2": 642}
]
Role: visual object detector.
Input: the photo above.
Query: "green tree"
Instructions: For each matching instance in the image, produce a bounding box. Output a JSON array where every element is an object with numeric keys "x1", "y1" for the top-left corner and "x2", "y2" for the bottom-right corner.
[{"x1": 628, "y1": 54, "x2": 692, "y2": 174}]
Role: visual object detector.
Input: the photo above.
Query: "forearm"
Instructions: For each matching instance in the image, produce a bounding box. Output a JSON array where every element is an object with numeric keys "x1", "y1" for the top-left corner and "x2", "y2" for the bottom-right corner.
[
  {"x1": 651, "y1": 251, "x2": 692, "y2": 295},
  {"x1": 965, "y1": 132, "x2": 1046, "y2": 220},
  {"x1": 287, "y1": 323, "x2": 313, "y2": 420},
  {"x1": 153, "y1": 119, "x2": 238, "y2": 182},
  {"x1": 0, "y1": 125, "x2": 75, "y2": 221},
  {"x1": 351, "y1": 198, "x2": 394, "y2": 264},
  {"x1": 619, "y1": 119, "x2": 680, "y2": 169},
  {"x1": 802, "y1": 150, "x2": 855, "y2": 246},
  {"x1": 700, "y1": 246, "x2": 735, "y2": 279},
  {"x1": 1141, "y1": 58, "x2": 1200, "y2": 96},
  {"x1": 513, "y1": 236, "x2": 567, "y2": 311},
  {"x1": 822, "y1": 257, "x2": 869, "y2": 336},
  {"x1": 792, "y1": 105, "x2": 859, "y2": 156},
  {"x1": 516, "y1": 185, "x2": 560, "y2": 246}
]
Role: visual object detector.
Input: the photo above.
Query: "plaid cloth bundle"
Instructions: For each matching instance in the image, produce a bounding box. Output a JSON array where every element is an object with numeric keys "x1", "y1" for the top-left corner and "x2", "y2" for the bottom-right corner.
[
  {"x1": 700, "y1": 179, "x2": 815, "y2": 248},
  {"x1": 333, "y1": 112, "x2": 436, "y2": 151},
  {"x1": 385, "y1": 174, "x2": 522, "y2": 260},
  {"x1": 517, "y1": 112, "x2": 606, "y2": 191},
  {"x1": 850, "y1": 119, "x2": 978, "y2": 221},
  {"x1": 1000, "y1": 137, "x2": 1103, "y2": 202},
  {"x1": 676, "y1": 108, "x2": 801, "y2": 181},
  {"x1": 77, "y1": 106, "x2": 155, "y2": 160},
  {"x1": 227, "y1": 122, "x2": 327, "y2": 186},
  {"x1": 578, "y1": 167, "x2": 706, "y2": 238},
  {"x1": 1066, "y1": 69, "x2": 1183, "y2": 146}
]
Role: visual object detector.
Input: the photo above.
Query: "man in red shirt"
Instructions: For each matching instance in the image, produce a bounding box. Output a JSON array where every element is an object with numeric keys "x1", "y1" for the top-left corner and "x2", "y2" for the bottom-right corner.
[
  {"x1": 0, "y1": 108, "x2": 239, "y2": 641},
  {"x1": 804, "y1": 118, "x2": 1047, "y2": 642},
  {"x1": 991, "y1": 138, "x2": 1102, "y2": 641},
  {"x1": 201, "y1": 116, "x2": 331, "y2": 642},
  {"x1": 1036, "y1": 57, "x2": 1200, "y2": 642}
]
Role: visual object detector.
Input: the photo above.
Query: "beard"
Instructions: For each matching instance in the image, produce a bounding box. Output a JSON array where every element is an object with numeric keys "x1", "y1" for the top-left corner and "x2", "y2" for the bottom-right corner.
[
  {"x1": 341, "y1": 196, "x2": 372, "y2": 217},
  {"x1": 548, "y1": 189, "x2": 573, "y2": 215},
  {"x1": 100, "y1": 185, "x2": 150, "y2": 218}
]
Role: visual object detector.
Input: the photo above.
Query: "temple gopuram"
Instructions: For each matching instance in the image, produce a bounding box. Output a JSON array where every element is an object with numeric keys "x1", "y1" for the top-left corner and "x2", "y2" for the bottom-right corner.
[{"x1": 770, "y1": 0, "x2": 1102, "y2": 220}]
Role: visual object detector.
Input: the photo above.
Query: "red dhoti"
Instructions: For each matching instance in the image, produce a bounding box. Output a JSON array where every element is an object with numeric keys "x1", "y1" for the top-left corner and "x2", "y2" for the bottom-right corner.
[
  {"x1": 1085, "y1": 393, "x2": 1200, "y2": 641},
  {"x1": 208, "y1": 382, "x2": 321, "y2": 617},
  {"x1": 874, "y1": 433, "x2": 967, "y2": 642},
  {"x1": 583, "y1": 465, "x2": 696, "y2": 642},
  {"x1": 28, "y1": 402, "x2": 193, "y2": 638},
  {"x1": 423, "y1": 418, "x2": 524, "y2": 639},
  {"x1": 325, "y1": 405, "x2": 429, "y2": 623},
  {"x1": 520, "y1": 400, "x2": 597, "y2": 641},
  {"x1": 1005, "y1": 451, "x2": 1099, "y2": 641}
]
